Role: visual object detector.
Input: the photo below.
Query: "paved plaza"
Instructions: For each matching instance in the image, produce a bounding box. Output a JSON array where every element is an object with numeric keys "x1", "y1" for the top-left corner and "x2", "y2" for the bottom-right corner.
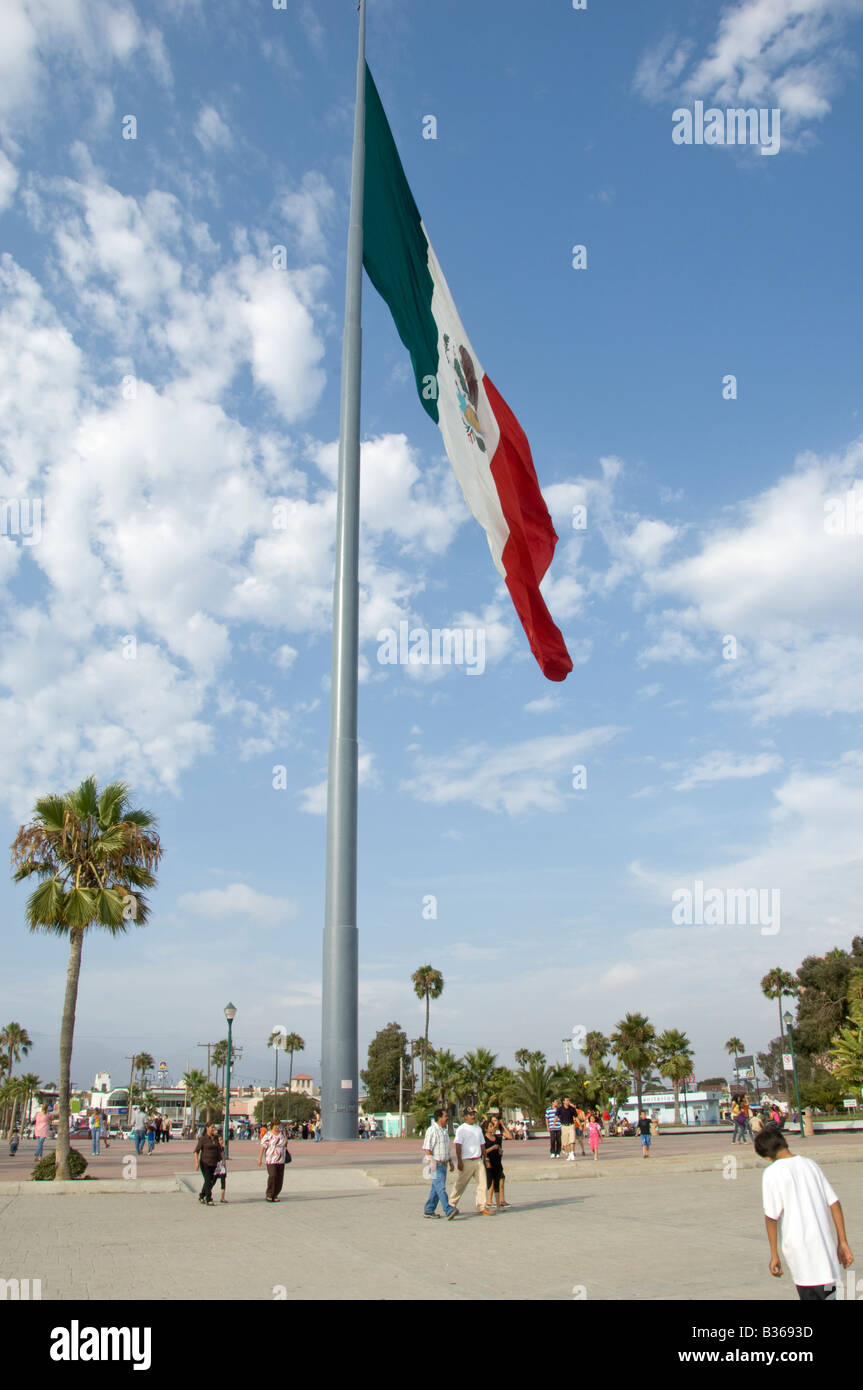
[{"x1": 1, "y1": 1133, "x2": 861, "y2": 1300}]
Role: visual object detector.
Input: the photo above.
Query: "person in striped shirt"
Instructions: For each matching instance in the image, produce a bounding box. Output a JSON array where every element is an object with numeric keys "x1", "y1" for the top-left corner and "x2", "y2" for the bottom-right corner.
[{"x1": 545, "y1": 1099, "x2": 562, "y2": 1158}]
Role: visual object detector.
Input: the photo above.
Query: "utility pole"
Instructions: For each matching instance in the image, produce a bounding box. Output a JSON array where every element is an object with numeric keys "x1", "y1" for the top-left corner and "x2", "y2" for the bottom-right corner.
[
  {"x1": 398, "y1": 1055, "x2": 404, "y2": 1137},
  {"x1": 124, "y1": 1055, "x2": 136, "y2": 1127},
  {"x1": 562, "y1": 1038, "x2": 571, "y2": 1066},
  {"x1": 197, "y1": 1042, "x2": 217, "y2": 1083}
]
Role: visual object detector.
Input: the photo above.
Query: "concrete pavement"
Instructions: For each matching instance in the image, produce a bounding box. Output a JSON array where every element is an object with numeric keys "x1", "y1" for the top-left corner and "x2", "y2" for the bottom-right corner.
[{"x1": 1, "y1": 1134, "x2": 861, "y2": 1300}]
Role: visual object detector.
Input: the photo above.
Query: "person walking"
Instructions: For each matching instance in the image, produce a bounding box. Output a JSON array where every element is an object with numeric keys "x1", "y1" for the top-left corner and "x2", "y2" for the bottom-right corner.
[
  {"x1": 636, "y1": 1110, "x2": 652, "y2": 1159},
  {"x1": 34, "y1": 1105, "x2": 52, "y2": 1159},
  {"x1": 545, "y1": 1098, "x2": 562, "y2": 1158},
  {"x1": 89, "y1": 1109, "x2": 102, "y2": 1156},
  {"x1": 257, "y1": 1120, "x2": 289, "y2": 1202},
  {"x1": 756, "y1": 1122, "x2": 853, "y2": 1299},
  {"x1": 214, "y1": 1154, "x2": 228, "y2": 1203},
  {"x1": 422, "y1": 1107, "x2": 458, "y2": 1219},
  {"x1": 557, "y1": 1097, "x2": 577, "y2": 1162},
  {"x1": 574, "y1": 1106, "x2": 587, "y2": 1157},
  {"x1": 194, "y1": 1121, "x2": 223, "y2": 1206},
  {"x1": 132, "y1": 1107, "x2": 147, "y2": 1155},
  {"x1": 587, "y1": 1113, "x2": 602, "y2": 1162},
  {"x1": 482, "y1": 1113, "x2": 513, "y2": 1208},
  {"x1": 145, "y1": 1117, "x2": 156, "y2": 1154},
  {"x1": 450, "y1": 1107, "x2": 494, "y2": 1215}
]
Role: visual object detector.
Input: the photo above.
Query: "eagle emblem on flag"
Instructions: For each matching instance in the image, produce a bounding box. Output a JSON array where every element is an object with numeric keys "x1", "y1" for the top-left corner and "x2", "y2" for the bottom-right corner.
[{"x1": 444, "y1": 333, "x2": 487, "y2": 453}]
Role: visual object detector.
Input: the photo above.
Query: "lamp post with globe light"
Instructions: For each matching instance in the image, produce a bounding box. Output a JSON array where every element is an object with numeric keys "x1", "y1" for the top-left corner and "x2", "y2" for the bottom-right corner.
[
  {"x1": 783, "y1": 1011, "x2": 804, "y2": 1139},
  {"x1": 223, "y1": 1003, "x2": 237, "y2": 1156}
]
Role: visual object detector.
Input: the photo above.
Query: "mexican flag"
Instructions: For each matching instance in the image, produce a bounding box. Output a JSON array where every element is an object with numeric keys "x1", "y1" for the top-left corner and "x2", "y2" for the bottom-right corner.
[{"x1": 362, "y1": 65, "x2": 573, "y2": 682}]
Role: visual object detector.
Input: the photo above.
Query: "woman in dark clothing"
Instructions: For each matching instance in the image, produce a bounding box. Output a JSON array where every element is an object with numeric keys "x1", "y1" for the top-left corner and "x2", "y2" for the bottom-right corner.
[
  {"x1": 194, "y1": 1122, "x2": 224, "y2": 1205},
  {"x1": 482, "y1": 1113, "x2": 514, "y2": 1210}
]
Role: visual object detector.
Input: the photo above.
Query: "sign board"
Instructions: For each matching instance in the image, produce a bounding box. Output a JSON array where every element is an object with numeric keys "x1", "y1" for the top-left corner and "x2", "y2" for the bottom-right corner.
[
  {"x1": 843, "y1": 1099, "x2": 857, "y2": 1110},
  {"x1": 158, "y1": 1062, "x2": 168, "y2": 1072},
  {"x1": 782, "y1": 1053, "x2": 794, "y2": 1071},
  {"x1": 735, "y1": 1055, "x2": 754, "y2": 1070}
]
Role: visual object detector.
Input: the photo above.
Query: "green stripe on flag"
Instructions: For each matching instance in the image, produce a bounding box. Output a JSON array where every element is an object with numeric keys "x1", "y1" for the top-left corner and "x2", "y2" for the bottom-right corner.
[{"x1": 363, "y1": 64, "x2": 439, "y2": 423}]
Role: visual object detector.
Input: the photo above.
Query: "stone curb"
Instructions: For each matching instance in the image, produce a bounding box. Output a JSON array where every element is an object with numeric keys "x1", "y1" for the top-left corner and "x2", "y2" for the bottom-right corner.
[{"x1": 0, "y1": 1176, "x2": 183, "y2": 1195}]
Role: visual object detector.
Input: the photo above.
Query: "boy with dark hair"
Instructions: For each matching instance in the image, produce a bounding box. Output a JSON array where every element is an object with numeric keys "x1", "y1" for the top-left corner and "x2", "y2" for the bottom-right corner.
[{"x1": 755, "y1": 1123, "x2": 853, "y2": 1300}]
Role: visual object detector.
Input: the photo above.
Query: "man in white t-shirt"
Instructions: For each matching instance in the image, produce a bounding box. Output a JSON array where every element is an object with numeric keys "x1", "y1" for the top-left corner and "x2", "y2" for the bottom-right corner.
[
  {"x1": 450, "y1": 1107, "x2": 494, "y2": 1215},
  {"x1": 756, "y1": 1123, "x2": 853, "y2": 1300}
]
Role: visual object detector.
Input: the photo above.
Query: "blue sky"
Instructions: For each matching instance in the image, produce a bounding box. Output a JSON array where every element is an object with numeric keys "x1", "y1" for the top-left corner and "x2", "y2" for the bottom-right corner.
[{"x1": 2, "y1": 0, "x2": 863, "y2": 1096}]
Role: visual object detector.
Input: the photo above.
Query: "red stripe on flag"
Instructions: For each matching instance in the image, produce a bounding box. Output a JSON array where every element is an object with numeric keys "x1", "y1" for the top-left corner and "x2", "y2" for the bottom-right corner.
[{"x1": 483, "y1": 375, "x2": 573, "y2": 682}]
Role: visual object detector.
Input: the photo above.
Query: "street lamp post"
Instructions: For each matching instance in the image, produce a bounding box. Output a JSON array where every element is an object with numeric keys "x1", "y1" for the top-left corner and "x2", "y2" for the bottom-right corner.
[
  {"x1": 223, "y1": 1003, "x2": 237, "y2": 1157},
  {"x1": 783, "y1": 1011, "x2": 804, "y2": 1140}
]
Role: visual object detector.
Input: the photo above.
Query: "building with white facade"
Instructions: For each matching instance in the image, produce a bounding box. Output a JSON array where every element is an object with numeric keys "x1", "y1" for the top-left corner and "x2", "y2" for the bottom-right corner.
[{"x1": 619, "y1": 1089, "x2": 724, "y2": 1126}]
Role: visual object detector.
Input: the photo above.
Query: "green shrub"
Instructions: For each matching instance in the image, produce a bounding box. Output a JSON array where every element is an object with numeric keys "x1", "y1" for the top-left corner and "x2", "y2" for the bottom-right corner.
[{"x1": 31, "y1": 1149, "x2": 88, "y2": 1181}]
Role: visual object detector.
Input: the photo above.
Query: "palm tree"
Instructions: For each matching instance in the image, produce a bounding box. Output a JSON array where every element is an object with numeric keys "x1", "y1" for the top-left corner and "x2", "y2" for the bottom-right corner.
[
  {"x1": 198, "y1": 1081, "x2": 222, "y2": 1124},
  {"x1": 656, "y1": 1028, "x2": 694, "y2": 1124},
  {"x1": 411, "y1": 965, "x2": 444, "y2": 1088},
  {"x1": 507, "y1": 1058, "x2": 559, "y2": 1126},
  {"x1": 427, "y1": 1048, "x2": 464, "y2": 1108},
  {"x1": 610, "y1": 1012, "x2": 657, "y2": 1116},
  {"x1": 515, "y1": 1048, "x2": 546, "y2": 1069},
  {"x1": 14, "y1": 1071, "x2": 41, "y2": 1138},
  {"x1": 582, "y1": 1031, "x2": 610, "y2": 1068},
  {"x1": 182, "y1": 1068, "x2": 207, "y2": 1133},
  {"x1": 0, "y1": 1022, "x2": 33, "y2": 1081},
  {"x1": 724, "y1": 1036, "x2": 745, "y2": 1092},
  {"x1": 282, "y1": 1033, "x2": 305, "y2": 1118},
  {"x1": 211, "y1": 1040, "x2": 229, "y2": 1091},
  {"x1": 10, "y1": 776, "x2": 162, "y2": 1179},
  {"x1": 462, "y1": 1048, "x2": 498, "y2": 1110},
  {"x1": 133, "y1": 1052, "x2": 155, "y2": 1106},
  {"x1": 761, "y1": 968, "x2": 799, "y2": 1101}
]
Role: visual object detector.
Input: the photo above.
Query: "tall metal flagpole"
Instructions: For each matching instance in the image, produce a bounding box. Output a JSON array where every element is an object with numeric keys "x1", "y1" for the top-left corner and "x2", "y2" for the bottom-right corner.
[{"x1": 322, "y1": 0, "x2": 366, "y2": 1141}]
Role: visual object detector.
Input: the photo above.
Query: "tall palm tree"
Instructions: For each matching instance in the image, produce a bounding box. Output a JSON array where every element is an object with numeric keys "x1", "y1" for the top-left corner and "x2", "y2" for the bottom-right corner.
[
  {"x1": 610, "y1": 1012, "x2": 657, "y2": 1117},
  {"x1": 16, "y1": 1071, "x2": 42, "y2": 1137},
  {"x1": 182, "y1": 1068, "x2": 207, "y2": 1133},
  {"x1": 10, "y1": 776, "x2": 162, "y2": 1180},
  {"x1": 282, "y1": 1033, "x2": 305, "y2": 1118},
  {"x1": 133, "y1": 1052, "x2": 155, "y2": 1106},
  {"x1": 583, "y1": 1031, "x2": 610, "y2": 1069},
  {"x1": 656, "y1": 1028, "x2": 694, "y2": 1124},
  {"x1": 411, "y1": 965, "x2": 444, "y2": 1088},
  {"x1": 211, "y1": 1040, "x2": 229, "y2": 1092},
  {"x1": 198, "y1": 1081, "x2": 222, "y2": 1124},
  {"x1": 0, "y1": 1022, "x2": 33, "y2": 1080},
  {"x1": 462, "y1": 1048, "x2": 498, "y2": 1110},
  {"x1": 761, "y1": 968, "x2": 799, "y2": 1101},
  {"x1": 724, "y1": 1036, "x2": 745, "y2": 1091}
]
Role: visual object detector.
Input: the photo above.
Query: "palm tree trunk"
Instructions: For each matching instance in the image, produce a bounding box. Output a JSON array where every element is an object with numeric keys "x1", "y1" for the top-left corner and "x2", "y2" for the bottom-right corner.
[
  {"x1": 635, "y1": 1069, "x2": 643, "y2": 1116},
  {"x1": 423, "y1": 991, "x2": 430, "y2": 1089},
  {"x1": 287, "y1": 1049, "x2": 294, "y2": 1120},
  {"x1": 56, "y1": 929, "x2": 85, "y2": 1181},
  {"x1": 673, "y1": 1079, "x2": 680, "y2": 1125},
  {"x1": 778, "y1": 997, "x2": 790, "y2": 1104}
]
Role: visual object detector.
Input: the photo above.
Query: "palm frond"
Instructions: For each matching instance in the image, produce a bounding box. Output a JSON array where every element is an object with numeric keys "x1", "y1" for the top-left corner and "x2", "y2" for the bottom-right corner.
[
  {"x1": 97, "y1": 782, "x2": 130, "y2": 825},
  {"x1": 64, "y1": 886, "x2": 97, "y2": 927},
  {"x1": 30, "y1": 795, "x2": 68, "y2": 833},
  {"x1": 25, "y1": 878, "x2": 66, "y2": 930},
  {"x1": 69, "y1": 777, "x2": 99, "y2": 819}
]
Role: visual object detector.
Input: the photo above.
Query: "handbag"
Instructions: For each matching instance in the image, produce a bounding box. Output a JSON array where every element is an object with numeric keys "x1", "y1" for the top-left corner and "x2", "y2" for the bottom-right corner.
[
  {"x1": 214, "y1": 1160, "x2": 226, "y2": 1177},
  {"x1": 284, "y1": 1148, "x2": 292, "y2": 1164}
]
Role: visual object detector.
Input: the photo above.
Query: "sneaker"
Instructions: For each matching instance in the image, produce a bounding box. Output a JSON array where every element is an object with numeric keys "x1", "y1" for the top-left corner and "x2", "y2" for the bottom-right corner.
[
  {"x1": 423, "y1": 1212, "x2": 440, "y2": 1219},
  {"x1": 566, "y1": 1153, "x2": 575, "y2": 1162},
  {"x1": 445, "y1": 1208, "x2": 460, "y2": 1220}
]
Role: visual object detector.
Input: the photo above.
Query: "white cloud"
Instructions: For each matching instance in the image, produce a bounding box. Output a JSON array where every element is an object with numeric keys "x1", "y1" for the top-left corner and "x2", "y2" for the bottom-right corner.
[
  {"x1": 674, "y1": 750, "x2": 783, "y2": 791},
  {"x1": 280, "y1": 171, "x2": 336, "y2": 256},
  {"x1": 643, "y1": 441, "x2": 863, "y2": 714},
  {"x1": 0, "y1": 149, "x2": 17, "y2": 211},
  {"x1": 178, "y1": 883, "x2": 299, "y2": 924},
  {"x1": 525, "y1": 695, "x2": 562, "y2": 714},
  {"x1": 195, "y1": 104, "x2": 233, "y2": 152},
  {"x1": 405, "y1": 727, "x2": 623, "y2": 816},
  {"x1": 634, "y1": 0, "x2": 863, "y2": 140}
]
